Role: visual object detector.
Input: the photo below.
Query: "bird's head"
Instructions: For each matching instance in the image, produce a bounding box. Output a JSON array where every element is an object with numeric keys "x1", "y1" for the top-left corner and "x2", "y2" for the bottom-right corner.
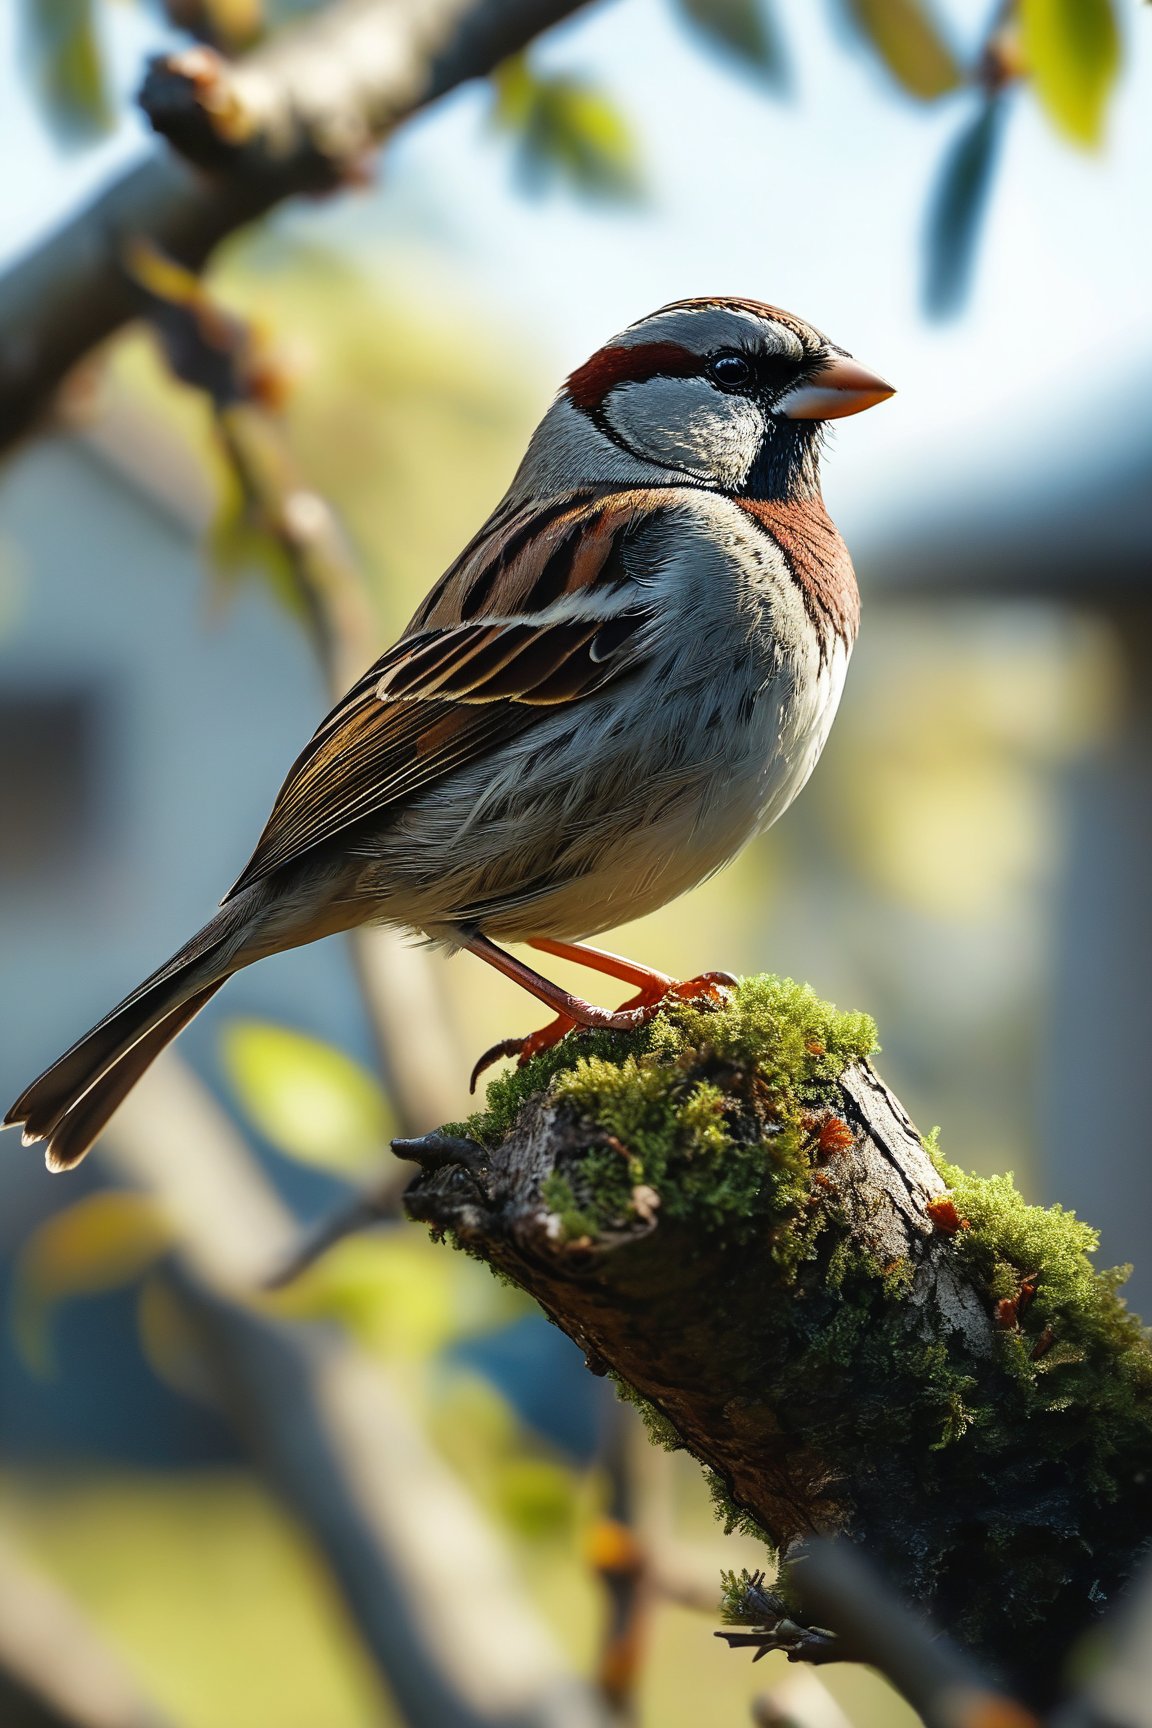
[{"x1": 549, "y1": 296, "x2": 894, "y2": 501}]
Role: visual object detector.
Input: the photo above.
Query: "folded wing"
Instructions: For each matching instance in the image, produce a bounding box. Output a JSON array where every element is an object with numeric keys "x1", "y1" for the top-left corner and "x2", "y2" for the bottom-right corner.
[{"x1": 224, "y1": 489, "x2": 669, "y2": 899}]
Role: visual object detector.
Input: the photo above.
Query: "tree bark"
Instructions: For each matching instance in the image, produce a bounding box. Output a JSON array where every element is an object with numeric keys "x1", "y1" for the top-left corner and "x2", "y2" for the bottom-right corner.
[
  {"x1": 401, "y1": 987, "x2": 1152, "y2": 1709},
  {"x1": 0, "y1": 0, "x2": 598, "y2": 450}
]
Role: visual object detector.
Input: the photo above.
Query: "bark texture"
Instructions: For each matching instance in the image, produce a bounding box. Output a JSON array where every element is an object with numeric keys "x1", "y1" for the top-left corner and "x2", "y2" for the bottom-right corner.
[
  {"x1": 0, "y1": 0, "x2": 596, "y2": 449},
  {"x1": 403, "y1": 980, "x2": 1152, "y2": 1708}
]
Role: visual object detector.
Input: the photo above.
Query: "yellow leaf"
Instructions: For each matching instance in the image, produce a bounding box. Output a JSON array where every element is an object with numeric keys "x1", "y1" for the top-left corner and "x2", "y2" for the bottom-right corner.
[
  {"x1": 847, "y1": 0, "x2": 962, "y2": 101},
  {"x1": 13, "y1": 1192, "x2": 173, "y2": 1375},
  {"x1": 1021, "y1": 0, "x2": 1121, "y2": 147},
  {"x1": 221, "y1": 1019, "x2": 393, "y2": 1173}
]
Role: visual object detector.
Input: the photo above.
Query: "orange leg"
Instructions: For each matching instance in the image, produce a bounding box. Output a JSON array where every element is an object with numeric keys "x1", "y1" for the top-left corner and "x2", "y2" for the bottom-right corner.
[
  {"x1": 530, "y1": 937, "x2": 737, "y2": 1010},
  {"x1": 466, "y1": 934, "x2": 737, "y2": 1092}
]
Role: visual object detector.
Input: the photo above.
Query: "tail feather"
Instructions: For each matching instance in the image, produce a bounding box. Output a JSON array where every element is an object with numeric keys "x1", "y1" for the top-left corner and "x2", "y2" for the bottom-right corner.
[
  {"x1": 42, "y1": 981, "x2": 227, "y2": 1172},
  {"x1": 5, "y1": 908, "x2": 244, "y2": 1169}
]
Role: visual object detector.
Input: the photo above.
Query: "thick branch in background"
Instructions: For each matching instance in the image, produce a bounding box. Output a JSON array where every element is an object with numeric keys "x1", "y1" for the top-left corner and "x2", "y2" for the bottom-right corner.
[
  {"x1": 0, "y1": 0, "x2": 596, "y2": 451},
  {"x1": 402, "y1": 976, "x2": 1152, "y2": 1711},
  {"x1": 102, "y1": 1055, "x2": 611, "y2": 1728}
]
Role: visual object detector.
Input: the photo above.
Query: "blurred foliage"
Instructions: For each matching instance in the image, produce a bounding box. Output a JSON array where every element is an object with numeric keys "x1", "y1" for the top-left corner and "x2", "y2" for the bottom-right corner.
[
  {"x1": 491, "y1": 54, "x2": 643, "y2": 204},
  {"x1": 19, "y1": 0, "x2": 113, "y2": 144},
  {"x1": 266, "y1": 1231, "x2": 503, "y2": 1358},
  {"x1": 15, "y1": 0, "x2": 1130, "y2": 315},
  {"x1": 13, "y1": 1191, "x2": 172, "y2": 1375},
  {"x1": 840, "y1": 0, "x2": 962, "y2": 100},
  {"x1": 924, "y1": 97, "x2": 1006, "y2": 319},
  {"x1": 1, "y1": 1472, "x2": 390, "y2": 1728},
  {"x1": 1021, "y1": 0, "x2": 1122, "y2": 145},
  {"x1": 673, "y1": 0, "x2": 789, "y2": 88},
  {"x1": 113, "y1": 240, "x2": 534, "y2": 640},
  {"x1": 220, "y1": 1018, "x2": 394, "y2": 1172},
  {"x1": 0, "y1": 1461, "x2": 920, "y2": 1728}
]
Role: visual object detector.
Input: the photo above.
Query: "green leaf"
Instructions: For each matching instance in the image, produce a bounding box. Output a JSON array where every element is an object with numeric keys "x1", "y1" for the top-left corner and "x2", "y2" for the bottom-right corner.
[
  {"x1": 20, "y1": 0, "x2": 113, "y2": 144},
  {"x1": 675, "y1": 0, "x2": 789, "y2": 89},
  {"x1": 221, "y1": 1019, "x2": 393, "y2": 1172},
  {"x1": 1020, "y1": 0, "x2": 1121, "y2": 147},
  {"x1": 13, "y1": 1192, "x2": 173, "y2": 1375},
  {"x1": 924, "y1": 99, "x2": 1007, "y2": 319},
  {"x1": 844, "y1": 0, "x2": 962, "y2": 100},
  {"x1": 492, "y1": 56, "x2": 643, "y2": 204}
]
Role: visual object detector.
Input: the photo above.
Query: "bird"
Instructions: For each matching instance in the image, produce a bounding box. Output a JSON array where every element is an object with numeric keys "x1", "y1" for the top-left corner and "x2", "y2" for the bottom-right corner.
[{"x1": 5, "y1": 296, "x2": 893, "y2": 1173}]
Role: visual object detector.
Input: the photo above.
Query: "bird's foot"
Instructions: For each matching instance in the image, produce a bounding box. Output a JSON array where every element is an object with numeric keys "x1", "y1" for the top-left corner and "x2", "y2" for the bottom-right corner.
[
  {"x1": 660, "y1": 969, "x2": 738, "y2": 1007},
  {"x1": 468, "y1": 971, "x2": 738, "y2": 1093},
  {"x1": 470, "y1": 1014, "x2": 575, "y2": 1093}
]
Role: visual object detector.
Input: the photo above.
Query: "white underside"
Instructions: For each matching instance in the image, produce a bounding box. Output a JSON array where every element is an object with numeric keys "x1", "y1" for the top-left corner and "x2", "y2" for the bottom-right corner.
[{"x1": 337, "y1": 488, "x2": 851, "y2": 946}]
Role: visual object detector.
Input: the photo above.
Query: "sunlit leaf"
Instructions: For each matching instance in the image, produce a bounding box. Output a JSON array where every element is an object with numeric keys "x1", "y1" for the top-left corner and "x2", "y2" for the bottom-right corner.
[
  {"x1": 844, "y1": 0, "x2": 962, "y2": 100},
  {"x1": 492, "y1": 56, "x2": 643, "y2": 204},
  {"x1": 20, "y1": 0, "x2": 113, "y2": 144},
  {"x1": 221, "y1": 1019, "x2": 393, "y2": 1172},
  {"x1": 675, "y1": 0, "x2": 789, "y2": 89},
  {"x1": 1020, "y1": 0, "x2": 1121, "y2": 147},
  {"x1": 924, "y1": 98, "x2": 1007, "y2": 319},
  {"x1": 13, "y1": 1192, "x2": 173, "y2": 1375},
  {"x1": 268, "y1": 1235, "x2": 457, "y2": 1357}
]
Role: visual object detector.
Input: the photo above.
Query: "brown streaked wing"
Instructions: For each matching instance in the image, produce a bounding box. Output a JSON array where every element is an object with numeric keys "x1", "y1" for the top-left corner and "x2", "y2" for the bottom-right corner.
[{"x1": 222, "y1": 490, "x2": 668, "y2": 899}]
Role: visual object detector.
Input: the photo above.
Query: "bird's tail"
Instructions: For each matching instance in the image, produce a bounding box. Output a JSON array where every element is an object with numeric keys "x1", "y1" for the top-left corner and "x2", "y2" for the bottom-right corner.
[{"x1": 4, "y1": 911, "x2": 241, "y2": 1172}]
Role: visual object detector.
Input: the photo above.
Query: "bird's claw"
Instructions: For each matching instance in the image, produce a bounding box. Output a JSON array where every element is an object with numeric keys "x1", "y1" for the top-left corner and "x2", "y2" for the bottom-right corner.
[
  {"x1": 469, "y1": 1014, "x2": 575, "y2": 1093},
  {"x1": 666, "y1": 969, "x2": 738, "y2": 1006},
  {"x1": 468, "y1": 972, "x2": 738, "y2": 1094}
]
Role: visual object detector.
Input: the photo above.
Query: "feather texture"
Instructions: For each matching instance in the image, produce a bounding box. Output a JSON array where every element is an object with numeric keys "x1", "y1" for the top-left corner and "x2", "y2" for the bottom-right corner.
[{"x1": 224, "y1": 490, "x2": 667, "y2": 898}]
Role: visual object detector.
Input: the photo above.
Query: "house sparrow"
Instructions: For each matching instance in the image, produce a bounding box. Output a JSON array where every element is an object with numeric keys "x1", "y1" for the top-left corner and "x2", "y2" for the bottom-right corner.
[{"x1": 6, "y1": 297, "x2": 893, "y2": 1171}]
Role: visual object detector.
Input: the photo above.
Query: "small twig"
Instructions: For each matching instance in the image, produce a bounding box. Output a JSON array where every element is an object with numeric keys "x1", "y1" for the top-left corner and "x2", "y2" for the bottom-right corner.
[
  {"x1": 587, "y1": 1400, "x2": 650, "y2": 1723},
  {"x1": 716, "y1": 1569, "x2": 844, "y2": 1668},
  {"x1": 262, "y1": 1190, "x2": 400, "y2": 1290}
]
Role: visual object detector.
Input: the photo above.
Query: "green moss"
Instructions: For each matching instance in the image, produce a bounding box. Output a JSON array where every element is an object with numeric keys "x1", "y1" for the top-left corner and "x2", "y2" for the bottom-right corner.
[
  {"x1": 537, "y1": 1173, "x2": 600, "y2": 1244},
  {"x1": 930, "y1": 1154, "x2": 1152, "y2": 1498},
  {"x1": 437, "y1": 973, "x2": 1152, "y2": 1687},
  {"x1": 460, "y1": 975, "x2": 876, "y2": 1250},
  {"x1": 608, "y1": 1372, "x2": 685, "y2": 1453}
]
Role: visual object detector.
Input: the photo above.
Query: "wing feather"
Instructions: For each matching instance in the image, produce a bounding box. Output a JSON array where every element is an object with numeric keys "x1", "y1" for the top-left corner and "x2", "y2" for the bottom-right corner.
[{"x1": 223, "y1": 489, "x2": 671, "y2": 899}]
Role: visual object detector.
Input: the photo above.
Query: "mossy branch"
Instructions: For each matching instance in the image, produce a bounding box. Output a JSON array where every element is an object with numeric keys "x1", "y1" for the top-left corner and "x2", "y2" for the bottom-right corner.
[{"x1": 403, "y1": 977, "x2": 1152, "y2": 1709}]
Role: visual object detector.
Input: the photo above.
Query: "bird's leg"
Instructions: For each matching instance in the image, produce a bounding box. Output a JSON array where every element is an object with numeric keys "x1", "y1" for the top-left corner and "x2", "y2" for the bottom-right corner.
[
  {"x1": 528, "y1": 937, "x2": 736, "y2": 1011},
  {"x1": 527, "y1": 938, "x2": 675, "y2": 1006},
  {"x1": 466, "y1": 934, "x2": 737, "y2": 1092}
]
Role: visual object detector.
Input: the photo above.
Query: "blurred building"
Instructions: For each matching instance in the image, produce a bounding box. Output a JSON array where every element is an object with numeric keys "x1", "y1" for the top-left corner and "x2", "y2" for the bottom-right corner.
[
  {"x1": 857, "y1": 368, "x2": 1152, "y2": 1306},
  {"x1": 0, "y1": 398, "x2": 362, "y2": 1460}
]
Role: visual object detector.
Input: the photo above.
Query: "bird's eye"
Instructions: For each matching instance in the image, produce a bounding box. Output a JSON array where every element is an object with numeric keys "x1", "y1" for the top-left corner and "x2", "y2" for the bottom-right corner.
[{"x1": 708, "y1": 352, "x2": 753, "y2": 388}]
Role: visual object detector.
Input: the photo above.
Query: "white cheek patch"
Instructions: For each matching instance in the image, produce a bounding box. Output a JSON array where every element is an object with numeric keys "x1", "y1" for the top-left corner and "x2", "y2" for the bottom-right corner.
[{"x1": 603, "y1": 375, "x2": 764, "y2": 488}]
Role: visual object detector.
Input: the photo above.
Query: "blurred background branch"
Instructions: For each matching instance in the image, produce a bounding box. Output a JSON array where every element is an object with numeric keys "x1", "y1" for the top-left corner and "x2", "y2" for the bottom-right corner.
[
  {"x1": 99, "y1": 1054, "x2": 613, "y2": 1728},
  {"x1": 0, "y1": 0, "x2": 598, "y2": 450}
]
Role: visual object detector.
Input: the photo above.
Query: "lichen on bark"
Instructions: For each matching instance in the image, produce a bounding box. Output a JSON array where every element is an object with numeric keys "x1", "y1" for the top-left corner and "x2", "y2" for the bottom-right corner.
[{"x1": 404, "y1": 976, "x2": 1152, "y2": 1703}]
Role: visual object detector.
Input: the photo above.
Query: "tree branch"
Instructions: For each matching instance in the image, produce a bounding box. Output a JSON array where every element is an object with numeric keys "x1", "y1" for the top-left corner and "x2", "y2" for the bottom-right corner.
[
  {"x1": 0, "y1": 0, "x2": 598, "y2": 451},
  {"x1": 398, "y1": 977, "x2": 1152, "y2": 1711}
]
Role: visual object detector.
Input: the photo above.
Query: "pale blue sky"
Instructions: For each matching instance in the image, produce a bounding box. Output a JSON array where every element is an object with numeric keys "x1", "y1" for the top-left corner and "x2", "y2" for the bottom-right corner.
[{"x1": 3, "y1": 0, "x2": 1150, "y2": 531}]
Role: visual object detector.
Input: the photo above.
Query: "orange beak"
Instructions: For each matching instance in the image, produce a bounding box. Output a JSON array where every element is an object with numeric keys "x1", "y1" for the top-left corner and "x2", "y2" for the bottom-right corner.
[{"x1": 778, "y1": 354, "x2": 896, "y2": 421}]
